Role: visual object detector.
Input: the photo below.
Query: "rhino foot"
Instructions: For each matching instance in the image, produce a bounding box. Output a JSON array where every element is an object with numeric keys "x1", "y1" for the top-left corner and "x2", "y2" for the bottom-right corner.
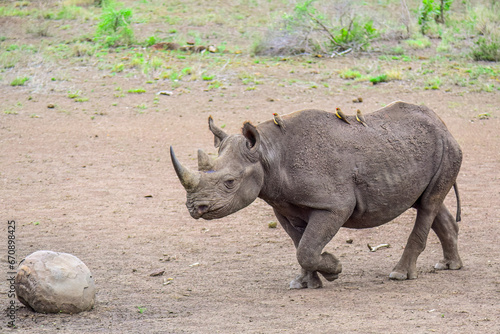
[
  {"x1": 289, "y1": 270, "x2": 322, "y2": 289},
  {"x1": 389, "y1": 270, "x2": 418, "y2": 280},
  {"x1": 434, "y1": 259, "x2": 462, "y2": 270},
  {"x1": 389, "y1": 271, "x2": 408, "y2": 280},
  {"x1": 320, "y1": 272, "x2": 339, "y2": 282}
]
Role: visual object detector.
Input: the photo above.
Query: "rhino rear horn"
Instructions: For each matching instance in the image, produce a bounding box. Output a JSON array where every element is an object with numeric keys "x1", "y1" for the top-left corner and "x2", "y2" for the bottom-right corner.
[
  {"x1": 170, "y1": 146, "x2": 200, "y2": 191},
  {"x1": 197, "y1": 149, "x2": 215, "y2": 171},
  {"x1": 208, "y1": 115, "x2": 227, "y2": 148}
]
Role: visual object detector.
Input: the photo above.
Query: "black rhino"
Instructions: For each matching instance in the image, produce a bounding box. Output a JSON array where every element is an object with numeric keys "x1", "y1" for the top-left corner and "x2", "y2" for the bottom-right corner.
[{"x1": 170, "y1": 101, "x2": 463, "y2": 289}]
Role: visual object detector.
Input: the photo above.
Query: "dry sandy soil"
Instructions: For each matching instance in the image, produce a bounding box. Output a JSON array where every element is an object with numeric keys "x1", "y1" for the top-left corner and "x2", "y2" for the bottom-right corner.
[{"x1": 1, "y1": 42, "x2": 500, "y2": 334}]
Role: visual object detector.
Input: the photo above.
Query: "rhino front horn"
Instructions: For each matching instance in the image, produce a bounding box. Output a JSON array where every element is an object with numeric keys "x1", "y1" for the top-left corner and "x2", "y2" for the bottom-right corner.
[{"x1": 170, "y1": 146, "x2": 200, "y2": 191}]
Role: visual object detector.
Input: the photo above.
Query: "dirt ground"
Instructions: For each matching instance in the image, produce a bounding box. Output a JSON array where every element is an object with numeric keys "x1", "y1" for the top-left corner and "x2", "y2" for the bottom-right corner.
[{"x1": 1, "y1": 51, "x2": 500, "y2": 333}]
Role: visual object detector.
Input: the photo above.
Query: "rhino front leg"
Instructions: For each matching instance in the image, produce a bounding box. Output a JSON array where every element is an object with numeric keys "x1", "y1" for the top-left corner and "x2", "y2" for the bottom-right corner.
[
  {"x1": 295, "y1": 210, "x2": 345, "y2": 285},
  {"x1": 273, "y1": 209, "x2": 303, "y2": 248},
  {"x1": 273, "y1": 210, "x2": 323, "y2": 289}
]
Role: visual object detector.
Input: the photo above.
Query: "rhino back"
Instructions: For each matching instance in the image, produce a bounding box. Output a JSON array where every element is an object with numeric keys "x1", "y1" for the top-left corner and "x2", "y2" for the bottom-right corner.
[{"x1": 257, "y1": 102, "x2": 460, "y2": 225}]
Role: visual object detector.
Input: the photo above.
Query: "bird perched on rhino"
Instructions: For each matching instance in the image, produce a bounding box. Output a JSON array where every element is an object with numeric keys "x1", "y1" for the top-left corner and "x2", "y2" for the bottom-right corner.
[
  {"x1": 273, "y1": 113, "x2": 286, "y2": 133},
  {"x1": 356, "y1": 109, "x2": 368, "y2": 127},
  {"x1": 335, "y1": 107, "x2": 350, "y2": 124}
]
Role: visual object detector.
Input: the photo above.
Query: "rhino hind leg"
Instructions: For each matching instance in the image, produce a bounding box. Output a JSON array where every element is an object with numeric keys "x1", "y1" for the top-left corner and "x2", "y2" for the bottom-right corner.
[
  {"x1": 431, "y1": 204, "x2": 462, "y2": 270},
  {"x1": 290, "y1": 269, "x2": 323, "y2": 289},
  {"x1": 390, "y1": 140, "x2": 462, "y2": 281},
  {"x1": 389, "y1": 207, "x2": 438, "y2": 280}
]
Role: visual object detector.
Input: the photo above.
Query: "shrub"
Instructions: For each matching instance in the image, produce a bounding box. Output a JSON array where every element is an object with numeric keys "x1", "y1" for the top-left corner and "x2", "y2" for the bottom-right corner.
[
  {"x1": 253, "y1": 0, "x2": 378, "y2": 56},
  {"x1": 95, "y1": 2, "x2": 134, "y2": 47},
  {"x1": 145, "y1": 35, "x2": 157, "y2": 47},
  {"x1": 471, "y1": 37, "x2": 500, "y2": 62},
  {"x1": 418, "y1": 0, "x2": 453, "y2": 35}
]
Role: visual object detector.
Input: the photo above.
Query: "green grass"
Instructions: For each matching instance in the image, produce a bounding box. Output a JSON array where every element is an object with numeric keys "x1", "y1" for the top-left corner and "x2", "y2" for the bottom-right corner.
[
  {"x1": 405, "y1": 37, "x2": 431, "y2": 50},
  {"x1": 339, "y1": 69, "x2": 362, "y2": 80},
  {"x1": 0, "y1": 0, "x2": 498, "y2": 114},
  {"x1": 206, "y1": 80, "x2": 223, "y2": 90},
  {"x1": 10, "y1": 77, "x2": 29, "y2": 86},
  {"x1": 425, "y1": 77, "x2": 441, "y2": 90},
  {"x1": 67, "y1": 90, "x2": 81, "y2": 99},
  {"x1": 370, "y1": 74, "x2": 388, "y2": 84},
  {"x1": 127, "y1": 88, "x2": 146, "y2": 93}
]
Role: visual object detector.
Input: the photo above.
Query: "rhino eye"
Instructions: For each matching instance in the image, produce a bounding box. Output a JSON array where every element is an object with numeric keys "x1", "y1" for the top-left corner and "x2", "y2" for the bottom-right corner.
[{"x1": 224, "y1": 179, "x2": 235, "y2": 189}]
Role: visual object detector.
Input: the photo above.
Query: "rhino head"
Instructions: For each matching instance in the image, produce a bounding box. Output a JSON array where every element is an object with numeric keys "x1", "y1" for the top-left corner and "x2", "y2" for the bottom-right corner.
[{"x1": 170, "y1": 116, "x2": 265, "y2": 220}]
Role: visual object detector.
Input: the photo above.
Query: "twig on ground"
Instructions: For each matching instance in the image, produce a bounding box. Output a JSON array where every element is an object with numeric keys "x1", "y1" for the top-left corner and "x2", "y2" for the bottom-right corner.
[{"x1": 367, "y1": 243, "x2": 391, "y2": 252}]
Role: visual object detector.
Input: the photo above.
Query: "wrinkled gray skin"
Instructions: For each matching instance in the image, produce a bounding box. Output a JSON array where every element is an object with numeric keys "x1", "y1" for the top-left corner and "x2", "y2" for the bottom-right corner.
[{"x1": 171, "y1": 102, "x2": 463, "y2": 289}]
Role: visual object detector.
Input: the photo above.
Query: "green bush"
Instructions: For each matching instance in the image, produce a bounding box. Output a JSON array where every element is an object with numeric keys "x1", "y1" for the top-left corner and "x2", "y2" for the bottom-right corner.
[
  {"x1": 418, "y1": 0, "x2": 453, "y2": 35},
  {"x1": 145, "y1": 35, "x2": 157, "y2": 47},
  {"x1": 95, "y1": 2, "x2": 134, "y2": 47},
  {"x1": 471, "y1": 38, "x2": 500, "y2": 62},
  {"x1": 254, "y1": 0, "x2": 378, "y2": 56}
]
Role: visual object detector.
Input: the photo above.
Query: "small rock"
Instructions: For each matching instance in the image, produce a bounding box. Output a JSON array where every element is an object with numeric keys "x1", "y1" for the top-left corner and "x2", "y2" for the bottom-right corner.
[
  {"x1": 15, "y1": 250, "x2": 95, "y2": 314},
  {"x1": 346, "y1": 238, "x2": 353, "y2": 244},
  {"x1": 208, "y1": 45, "x2": 218, "y2": 53},
  {"x1": 47, "y1": 104, "x2": 55, "y2": 109},
  {"x1": 149, "y1": 269, "x2": 165, "y2": 277},
  {"x1": 157, "y1": 91, "x2": 173, "y2": 96},
  {"x1": 268, "y1": 221, "x2": 278, "y2": 228}
]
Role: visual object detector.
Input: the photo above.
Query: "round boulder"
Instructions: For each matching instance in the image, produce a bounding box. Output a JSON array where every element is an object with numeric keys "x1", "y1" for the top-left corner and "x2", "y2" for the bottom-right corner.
[{"x1": 15, "y1": 250, "x2": 95, "y2": 314}]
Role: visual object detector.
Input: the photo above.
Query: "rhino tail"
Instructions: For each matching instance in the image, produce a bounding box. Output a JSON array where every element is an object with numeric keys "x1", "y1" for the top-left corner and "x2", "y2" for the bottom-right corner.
[{"x1": 453, "y1": 182, "x2": 461, "y2": 222}]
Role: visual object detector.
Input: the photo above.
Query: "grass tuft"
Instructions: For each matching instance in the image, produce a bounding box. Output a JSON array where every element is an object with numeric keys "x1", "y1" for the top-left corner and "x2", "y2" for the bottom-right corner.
[{"x1": 10, "y1": 77, "x2": 29, "y2": 86}]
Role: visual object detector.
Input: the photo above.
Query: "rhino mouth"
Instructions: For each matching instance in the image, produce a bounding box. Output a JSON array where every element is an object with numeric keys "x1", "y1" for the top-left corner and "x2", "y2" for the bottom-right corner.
[{"x1": 187, "y1": 200, "x2": 228, "y2": 220}]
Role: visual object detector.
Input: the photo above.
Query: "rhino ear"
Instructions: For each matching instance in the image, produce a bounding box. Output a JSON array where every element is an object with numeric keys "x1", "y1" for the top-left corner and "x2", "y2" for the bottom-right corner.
[
  {"x1": 208, "y1": 115, "x2": 227, "y2": 148},
  {"x1": 242, "y1": 122, "x2": 260, "y2": 152}
]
